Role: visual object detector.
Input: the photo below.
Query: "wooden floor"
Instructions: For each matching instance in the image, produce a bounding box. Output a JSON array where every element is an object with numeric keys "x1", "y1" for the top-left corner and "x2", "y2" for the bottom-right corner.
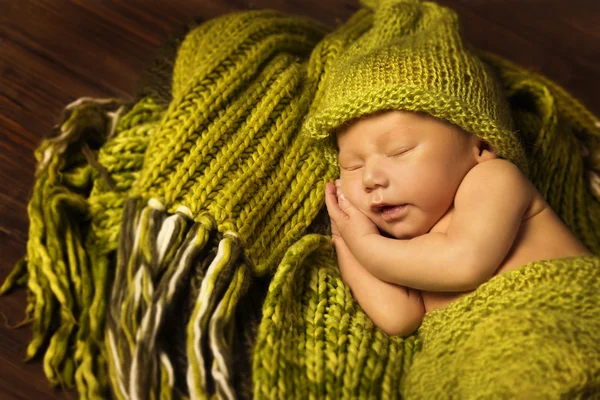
[{"x1": 1, "y1": 0, "x2": 599, "y2": 398}]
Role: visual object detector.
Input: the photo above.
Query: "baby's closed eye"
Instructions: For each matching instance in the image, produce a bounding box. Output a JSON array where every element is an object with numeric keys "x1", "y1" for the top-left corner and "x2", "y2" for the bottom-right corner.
[
  {"x1": 388, "y1": 146, "x2": 414, "y2": 158},
  {"x1": 338, "y1": 154, "x2": 361, "y2": 170},
  {"x1": 340, "y1": 163, "x2": 363, "y2": 171}
]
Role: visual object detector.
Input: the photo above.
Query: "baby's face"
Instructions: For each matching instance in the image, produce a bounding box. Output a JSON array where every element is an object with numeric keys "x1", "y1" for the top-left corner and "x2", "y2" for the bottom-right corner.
[{"x1": 337, "y1": 110, "x2": 481, "y2": 239}]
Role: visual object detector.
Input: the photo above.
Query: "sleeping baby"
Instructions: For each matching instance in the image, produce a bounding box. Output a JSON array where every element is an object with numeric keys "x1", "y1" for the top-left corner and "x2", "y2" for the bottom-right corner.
[{"x1": 324, "y1": 109, "x2": 593, "y2": 336}]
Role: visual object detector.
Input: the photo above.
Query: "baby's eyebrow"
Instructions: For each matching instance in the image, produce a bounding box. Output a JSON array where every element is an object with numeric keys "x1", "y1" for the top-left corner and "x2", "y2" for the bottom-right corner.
[
  {"x1": 378, "y1": 129, "x2": 396, "y2": 140},
  {"x1": 381, "y1": 125, "x2": 417, "y2": 140},
  {"x1": 337, "y1": 150, "x2": 355, "y2": 160},
  {"x1": 337, "y1": 148, "x2": 362, "y2": 162}
]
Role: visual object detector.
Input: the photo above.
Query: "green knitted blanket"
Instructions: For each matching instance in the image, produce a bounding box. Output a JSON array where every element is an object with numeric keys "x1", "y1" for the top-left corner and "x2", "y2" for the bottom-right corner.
[
  {"x1": 261, "y1": 238, "x2": 600, "y2": 398},
  {"x1": 404, "y1": 255, "x2": 600, "y2": 398},
  {"x1": 2, "y1": 1, "x2": 600, "y2": 399}
]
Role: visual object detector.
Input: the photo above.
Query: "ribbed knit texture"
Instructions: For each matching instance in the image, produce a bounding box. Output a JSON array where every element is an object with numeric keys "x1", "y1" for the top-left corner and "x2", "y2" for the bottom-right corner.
[
  {"x1": 302, "y1": 0, "x2": 528, "y2": 175},
  {"x1": 1, "y1": 0, "x2": 600, "y2": 399},
  {"x1": 403, "y1": 255, "x2": 600, "y2": 398}
]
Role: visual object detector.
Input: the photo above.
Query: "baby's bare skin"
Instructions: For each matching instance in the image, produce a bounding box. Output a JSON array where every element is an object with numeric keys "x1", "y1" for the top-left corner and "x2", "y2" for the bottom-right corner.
[
  {"x1": 422, "y1": 172, "x2": 592, "y2": 312},
  {"x1": 325, "y1": 109, "x2": 592, "y2": 336}
]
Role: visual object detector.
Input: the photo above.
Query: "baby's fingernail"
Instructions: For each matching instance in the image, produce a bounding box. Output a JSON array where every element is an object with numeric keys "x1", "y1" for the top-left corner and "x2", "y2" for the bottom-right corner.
[
  {"x1": 339, "y1": 192, "x2": 346, "y2": 201},
  {"x1": 335, "y1": 179, "x2": 341, "y2": 186}
]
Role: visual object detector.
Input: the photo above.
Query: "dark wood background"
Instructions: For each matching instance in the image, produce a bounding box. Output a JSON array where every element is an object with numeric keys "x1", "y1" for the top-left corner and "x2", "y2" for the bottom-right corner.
[{"x1": 1, "y1": 0, "x2": 599, "y2": 398}]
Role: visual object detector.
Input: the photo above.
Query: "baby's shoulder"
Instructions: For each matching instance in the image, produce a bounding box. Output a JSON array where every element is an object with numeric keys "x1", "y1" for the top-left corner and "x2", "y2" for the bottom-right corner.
[
  {"x1": 460, "y1": 158, "x2": 530, "y2": 190},
  {"x1": 464, "y1": 158, "x2": 525, "y2": 181},
  {"x1": 455, "y1": 159, "x2": 535, "y2": 210}
]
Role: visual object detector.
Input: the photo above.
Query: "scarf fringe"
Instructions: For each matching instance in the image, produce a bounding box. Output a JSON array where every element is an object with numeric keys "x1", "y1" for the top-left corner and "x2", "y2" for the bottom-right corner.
[
  {"x1": 0, "y1": 98, "x2": 125, "y2": 391},
  {"x1": 0, "y1": 256, "x2": 28, "y2": 295},
  {"x1": 0, "y1": 97, "x2": 166, "y2": 399},
  {"x1": 4, "y1": 6, "x2": 600, "y2": 400},
  {"x1": 106, "y1": 197, "x2": 252, "y2": 400}
]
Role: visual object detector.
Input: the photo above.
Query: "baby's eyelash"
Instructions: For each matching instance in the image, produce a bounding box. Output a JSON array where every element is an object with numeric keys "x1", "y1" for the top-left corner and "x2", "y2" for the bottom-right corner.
[{"x1": 389, "y1": 147, "x2": 412, "y2": 157}]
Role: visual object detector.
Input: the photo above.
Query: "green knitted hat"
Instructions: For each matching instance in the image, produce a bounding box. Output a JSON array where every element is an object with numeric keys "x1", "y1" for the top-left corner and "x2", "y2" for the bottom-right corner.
[
  {"x1": 302, "y1": 0, "x2": 529, "y2": 175},
  {"x1": 5, "y1": 2, "x2": 600, "y2": 399}
]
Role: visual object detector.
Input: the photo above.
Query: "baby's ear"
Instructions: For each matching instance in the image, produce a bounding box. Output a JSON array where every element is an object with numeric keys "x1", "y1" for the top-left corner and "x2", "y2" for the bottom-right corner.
[{"x1": 472, "y1": 139, "x2": 498, "y2": 163}]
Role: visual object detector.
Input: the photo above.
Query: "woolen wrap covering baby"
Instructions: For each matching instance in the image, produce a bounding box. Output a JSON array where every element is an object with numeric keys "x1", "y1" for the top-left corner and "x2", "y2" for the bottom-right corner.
[{"x1": 2, "y1": 0, "x2": 600, "y2": 398}]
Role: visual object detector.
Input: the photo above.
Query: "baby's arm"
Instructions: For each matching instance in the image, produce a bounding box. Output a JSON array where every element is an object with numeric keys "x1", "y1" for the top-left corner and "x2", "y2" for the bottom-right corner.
[
  {"x1": 333, "y1": 235, "x2": 424, "y2": 336},
  {"x1": 343, "y1": 159, "x2": 532, "y2": 292}
]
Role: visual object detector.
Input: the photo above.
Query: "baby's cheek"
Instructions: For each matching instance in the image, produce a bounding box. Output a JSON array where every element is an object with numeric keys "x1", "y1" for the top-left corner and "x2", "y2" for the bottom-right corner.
[{"x1": 344, "y1": 183, "x2": 368, "y2": 210}]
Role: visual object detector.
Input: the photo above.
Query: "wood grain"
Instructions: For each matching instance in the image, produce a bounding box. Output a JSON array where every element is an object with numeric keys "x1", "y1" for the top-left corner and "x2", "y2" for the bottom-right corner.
[{"x1": 1, "y1": 0, "x2": 599, "y2": 398}]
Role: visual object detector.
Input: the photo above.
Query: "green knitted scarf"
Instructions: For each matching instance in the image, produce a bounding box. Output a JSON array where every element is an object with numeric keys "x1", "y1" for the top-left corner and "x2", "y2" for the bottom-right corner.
[{"x1": 2, "y1": 2, "x2": 600, "y2": 399}]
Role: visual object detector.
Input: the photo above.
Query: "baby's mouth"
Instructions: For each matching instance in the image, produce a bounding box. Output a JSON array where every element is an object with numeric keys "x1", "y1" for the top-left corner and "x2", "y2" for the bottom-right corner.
[{"x1": 372, "y1": 204, "x2": 408, "y2": 221}]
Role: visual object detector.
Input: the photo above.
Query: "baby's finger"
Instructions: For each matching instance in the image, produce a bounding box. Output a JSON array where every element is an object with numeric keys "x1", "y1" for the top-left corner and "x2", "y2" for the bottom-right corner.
[
  {"x1": 325, "y1": 183, "x2": 345, "y2": 220},
  {"x1": 334, "y1": 180, "x2": 346, "y2": 200},
  {"x1": 325, "y1": 182, "x2": 338, "y2": 207},
  {"x1": 336, "y1": 190, "x2": 352, "y2": 212},
  {"x1": 326, "y1": 181, "x2": 337, "y2": 195},
  {"x1": 336, "y1": 190, "x2": 365, "y2": 222},
  {"x1": 329, "y1": 217, "x2": 341, "y2": 237}
]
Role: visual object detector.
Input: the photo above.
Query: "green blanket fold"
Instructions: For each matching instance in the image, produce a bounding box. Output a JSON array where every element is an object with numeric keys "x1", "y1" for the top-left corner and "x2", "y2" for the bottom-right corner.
[
  {"x1": 404, "y1": 255, "x2": 600, "y2": 398},
  {"x1": 253, "y1": 234, "x2": 422, "y2": 399},
  {"x1": 254, "y1": 240, "x2": 600, "y2": 399},
  {"x1": 2, "y1": 1, "x2": 600, "y2": 399}
]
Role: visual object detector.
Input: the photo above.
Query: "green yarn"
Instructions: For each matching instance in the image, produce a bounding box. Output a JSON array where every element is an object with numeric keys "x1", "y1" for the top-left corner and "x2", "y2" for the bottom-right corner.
[
  {"x1": 102, "y1": 10, "x2": 340, "y2": 398},
  {"x1": 403, "y1": 255, "x2": 600, "y2": 398},
  {"x1": 480, "y1": 51, "x2": 600, "y2": 254},
  {"x1": 252, "y1": 234, "x2": 422, "y2": 399},
  {"x1": 302, "y1": 0, "x2": 528, "y2": 175},
  {"x1": 2, "y1": 1, "x2": 600, "y2": 399}
]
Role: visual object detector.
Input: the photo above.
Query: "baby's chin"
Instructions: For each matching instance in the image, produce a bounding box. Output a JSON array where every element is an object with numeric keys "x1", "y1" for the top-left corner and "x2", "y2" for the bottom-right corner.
[
  {"x1": 377, "y1": 221, "x2": 430, "y2": 240},
  {"x1": 378, "y1": 226, "x2": 417, "y2": 240}
]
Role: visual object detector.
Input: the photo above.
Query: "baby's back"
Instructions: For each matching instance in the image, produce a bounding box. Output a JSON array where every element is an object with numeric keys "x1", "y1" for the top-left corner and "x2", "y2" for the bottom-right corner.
[
  {"x1": 422, "y1": 172, "x2": 592, "y2": 313},
  {"x1": 496, "y1": 192, "x2": 592, "y2": 274}
]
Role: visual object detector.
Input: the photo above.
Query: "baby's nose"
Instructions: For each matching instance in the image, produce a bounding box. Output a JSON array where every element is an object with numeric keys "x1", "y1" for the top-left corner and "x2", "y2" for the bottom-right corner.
[{"x1": 362, "y1": 160, "x2": 388, "y2": 189}]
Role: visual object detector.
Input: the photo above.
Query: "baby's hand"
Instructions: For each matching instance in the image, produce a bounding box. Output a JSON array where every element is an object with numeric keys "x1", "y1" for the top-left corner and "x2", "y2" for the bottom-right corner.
[{"x1": 325, "y1": 180, "x2": 379, "y2": 246}]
